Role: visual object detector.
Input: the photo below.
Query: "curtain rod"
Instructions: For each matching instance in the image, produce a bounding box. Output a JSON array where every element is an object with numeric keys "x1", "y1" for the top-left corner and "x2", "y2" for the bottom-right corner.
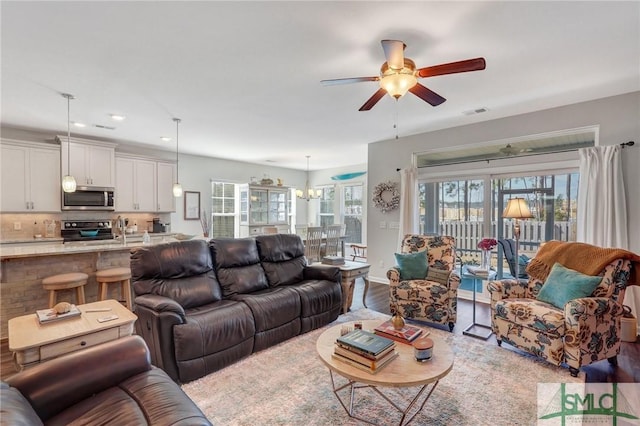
[{"x1": 620, "y1": 141, "x2": 635, "y2": 148}]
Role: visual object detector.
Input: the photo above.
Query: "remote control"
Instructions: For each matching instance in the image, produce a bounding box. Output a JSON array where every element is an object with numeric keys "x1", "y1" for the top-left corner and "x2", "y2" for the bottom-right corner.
[{"x1": 97, "y1": 314, "x2": 119, "y2": 323}]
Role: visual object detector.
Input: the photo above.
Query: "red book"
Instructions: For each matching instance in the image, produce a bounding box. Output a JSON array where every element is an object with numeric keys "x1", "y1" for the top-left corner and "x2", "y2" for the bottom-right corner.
[{"x1": 373, "y1": 320, "x2": 423, "y2": 344}]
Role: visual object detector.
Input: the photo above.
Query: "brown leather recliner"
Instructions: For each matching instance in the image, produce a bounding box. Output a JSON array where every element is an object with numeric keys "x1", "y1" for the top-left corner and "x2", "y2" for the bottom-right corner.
[
  {"x1": 1, "y1": 335, "x2": 211, "y2": 425},
  {"x1": 131, "y1": 234, "x2": 342, "y2": 383}
]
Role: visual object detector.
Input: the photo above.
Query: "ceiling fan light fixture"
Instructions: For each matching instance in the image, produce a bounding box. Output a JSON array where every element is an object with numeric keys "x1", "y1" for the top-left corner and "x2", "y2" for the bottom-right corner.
[{"x1": 379, "y1": 59, "x2": 417, "y2": 99}]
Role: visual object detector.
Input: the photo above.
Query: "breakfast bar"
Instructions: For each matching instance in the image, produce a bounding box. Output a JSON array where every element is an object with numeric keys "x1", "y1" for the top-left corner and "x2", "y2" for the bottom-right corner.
[{"x1": 0, "y1": 236, "x2": 175, "y2": 339}]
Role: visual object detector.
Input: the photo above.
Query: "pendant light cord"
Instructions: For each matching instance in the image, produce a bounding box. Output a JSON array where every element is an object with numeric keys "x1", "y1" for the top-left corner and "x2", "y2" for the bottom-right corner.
[
  {"x1": 67, "y1": 95, "x2": 71, "y2": 173},
  {"x1": 174, "y1": 118, "x2": 181, "y2": 182}
]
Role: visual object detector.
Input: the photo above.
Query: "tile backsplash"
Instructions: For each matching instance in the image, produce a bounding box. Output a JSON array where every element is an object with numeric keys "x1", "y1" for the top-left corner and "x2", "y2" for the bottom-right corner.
[{"x1": 0, "y1": 212, "x2": 170, "y2": 241}]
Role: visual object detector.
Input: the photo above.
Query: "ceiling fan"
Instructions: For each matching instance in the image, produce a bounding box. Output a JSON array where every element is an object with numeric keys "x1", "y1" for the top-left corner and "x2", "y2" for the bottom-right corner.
[{"x1": 321, "y1": 40, "x2": 486, "y2": 111}]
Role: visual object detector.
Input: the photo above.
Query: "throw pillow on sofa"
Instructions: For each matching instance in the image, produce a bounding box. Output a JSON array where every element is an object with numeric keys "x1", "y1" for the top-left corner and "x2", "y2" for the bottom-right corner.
[
  {"x1": 394, "y1": 251, "x2": 428, "y2": 280},
  {"x1": 537, "y1": 262, "x2": 602, "y2": 309}
]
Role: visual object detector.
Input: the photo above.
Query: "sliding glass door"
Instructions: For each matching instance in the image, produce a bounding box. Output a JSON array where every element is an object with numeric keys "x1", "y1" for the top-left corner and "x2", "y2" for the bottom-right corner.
[{"x1": 419, "y1": 170, "x2": 578, "y2": 300}]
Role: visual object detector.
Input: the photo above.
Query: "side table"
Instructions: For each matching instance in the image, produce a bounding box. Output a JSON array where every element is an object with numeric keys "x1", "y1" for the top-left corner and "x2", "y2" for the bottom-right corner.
[
  {"x1": 314, "y1": 261, "x2": 370, "y2": 314},
  {"x1": 461, "y1": 267, "x2": 496, "y2": 340},
  {"x1": 8, "y1": 299, "x2": 137, "y2": 371},
  {"x1": 337, "y1": 261, "x2": 370, "y2": 314}
]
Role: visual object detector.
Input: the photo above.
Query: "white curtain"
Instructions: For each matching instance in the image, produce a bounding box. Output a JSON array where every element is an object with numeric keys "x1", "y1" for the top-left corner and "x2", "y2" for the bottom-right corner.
[
  {"x1": 397, "y1": 167, "x2": 419, "y2": 250},
  {"x1": 576, "y1": 145, "x2": 638, "y2": 321},
  {"x1": 577, "y1": 145, "x2": 628, "y2": 247}
]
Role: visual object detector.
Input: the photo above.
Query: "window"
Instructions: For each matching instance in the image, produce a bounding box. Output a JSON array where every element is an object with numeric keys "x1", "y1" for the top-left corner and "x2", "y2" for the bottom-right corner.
[
  {"x1": 343, "y1": 184, "x2": 363, "y2": 243},
  {"x1": 211, "y1": 182, "x2": 236, "y2": 238},
  {"x1": 419, "y1": 171, "x2": 579, "y2": 269},
  {"x1": 318, "y1": 186, "x2": 335, "y2": 228}
]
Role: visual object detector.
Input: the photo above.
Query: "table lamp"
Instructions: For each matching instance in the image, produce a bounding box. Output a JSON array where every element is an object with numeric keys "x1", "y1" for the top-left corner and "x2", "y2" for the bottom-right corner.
[{"x1": 502, "y1": 197, "x2": 534, "y2": 280}]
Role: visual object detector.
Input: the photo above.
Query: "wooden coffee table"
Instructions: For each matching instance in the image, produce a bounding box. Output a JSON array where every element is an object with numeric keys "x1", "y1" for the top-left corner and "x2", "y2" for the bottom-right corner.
[
  {"x1": 8, "y1": 299, "x2": 137, "y2": 371},
  {"x1": 316, "y1": 319, "x2": 454, "y2": 425}
]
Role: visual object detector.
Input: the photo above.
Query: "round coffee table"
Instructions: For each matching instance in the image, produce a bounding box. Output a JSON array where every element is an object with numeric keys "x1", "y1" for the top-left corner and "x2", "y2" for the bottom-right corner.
[{"x1": 316, "y1": 319, "x2": 454, "y2": 425}]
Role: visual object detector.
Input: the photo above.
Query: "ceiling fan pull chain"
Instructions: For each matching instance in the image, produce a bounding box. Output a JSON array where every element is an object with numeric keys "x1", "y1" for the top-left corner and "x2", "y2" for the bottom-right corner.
[{"x1": 394, "y1": 99, "x2": 399, "y2": 140}]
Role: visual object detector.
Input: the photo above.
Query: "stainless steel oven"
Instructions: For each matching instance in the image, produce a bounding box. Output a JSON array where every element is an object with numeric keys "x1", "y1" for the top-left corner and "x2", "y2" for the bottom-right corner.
[
  {"x1": 61, "y1": 220, "x2": 114, "y2": 242},
  {"x1": 62, "y1": 186, "x2": 115, "y2": 211}
]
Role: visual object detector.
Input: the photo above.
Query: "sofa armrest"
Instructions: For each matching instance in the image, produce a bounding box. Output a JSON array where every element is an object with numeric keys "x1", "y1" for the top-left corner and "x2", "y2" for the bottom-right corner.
[
  {"x1": 487, "y1": 278, "x2": 528, "y2": 302},
  {"x1": 6, "y1": 336, "x2": 151, "y2": 421},
  {"x1": 387, "y1": 267, "x2": 400, "y2": 285},
  {"x1": 303, "y1": 264, "x2": 341, "y2": 282},
  {"x1": 134, "y1": 293, "x2": 186, "y2": 318},
  {"x1": 563, "y1": 297, "x2": 624, "y2": 367}
]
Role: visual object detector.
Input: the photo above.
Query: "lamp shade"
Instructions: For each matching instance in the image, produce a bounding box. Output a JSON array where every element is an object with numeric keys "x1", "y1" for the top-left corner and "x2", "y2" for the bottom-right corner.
[
  {"x1": 62, "y1": 174, "x2": 77, "y2": 193},
  {"x1": 502, "y1": 198, "x2": 534, "y2": 219},
  {"x1": 172, "y1": 183, "x2": 183, "y2": 197}
]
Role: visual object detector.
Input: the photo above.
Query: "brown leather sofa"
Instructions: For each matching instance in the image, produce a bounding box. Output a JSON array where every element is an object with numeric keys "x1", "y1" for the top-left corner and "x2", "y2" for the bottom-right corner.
[
  {"x1": 131, "y1": 234, "x2": 342, "y2": 383},
  {"x1": 1, "y1": 335, "x2": 211, "y2": 425}
]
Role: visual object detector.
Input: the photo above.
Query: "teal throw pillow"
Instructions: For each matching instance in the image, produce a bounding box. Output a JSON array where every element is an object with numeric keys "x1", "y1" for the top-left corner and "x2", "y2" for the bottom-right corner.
[
  {"x1": 394, "y1": 251, "x2": 428, "y2": 280},
  {"x1": 537, "y1": 262, "x2": 602, "y2": 309}
]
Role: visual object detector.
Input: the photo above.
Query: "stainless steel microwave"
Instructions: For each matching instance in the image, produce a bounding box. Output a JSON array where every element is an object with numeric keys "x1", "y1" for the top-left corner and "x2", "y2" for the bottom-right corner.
[{"x1": 62, "y1": 186, "x2": 115, "y2": 211}]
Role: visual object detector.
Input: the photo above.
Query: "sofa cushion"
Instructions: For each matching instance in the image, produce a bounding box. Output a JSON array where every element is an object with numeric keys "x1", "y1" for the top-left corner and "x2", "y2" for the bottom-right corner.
[
  {"x1": 537, "y1": 263, "x2": 602, "y2": 309},
  {"x1": 256, "y1": 234, "x2": 307, "y2": 286},
  {"x1": 231, "y1": 286, "x2": 301, "y2": 332},
  {"x1": 131, "y1": 240, "x2": 222, "y2": 308},
  {"x1": 210, "y1": 238, "x2": 269, "y2": 297},
  {"x1": 494, "y1": 298, "x2": 565, "y2": 336},
  {"x1": 174, "y1": 300, "x2": 255, "y2": 360},
  {"x1": 394, "y1": 251, "x2": 428, "y2": 280},
  {"x1": 0, "y1": 382, "x2": 44, "y2": 426}
]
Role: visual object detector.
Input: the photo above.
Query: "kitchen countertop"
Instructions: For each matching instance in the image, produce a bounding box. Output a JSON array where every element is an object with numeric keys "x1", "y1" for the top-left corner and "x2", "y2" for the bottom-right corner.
[{"x1": 0, "y1": 233, "x2": 193, "y2": 260}]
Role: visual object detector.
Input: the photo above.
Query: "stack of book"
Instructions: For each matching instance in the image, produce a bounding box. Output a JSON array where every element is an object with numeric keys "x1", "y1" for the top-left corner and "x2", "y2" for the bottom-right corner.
[
  {"x1": 322, "y1": 256, "x2": 345, "y2": 265},
  {"x1": 466, "y1": 265, "x2": 490, "y2": 277},
  {"x1": 373, "y1": 320, "x2": 424, "y2": 344},
  {"x1": 36, "y1": 305, "x2": 81, "y2": 324},
  {"x1": 333, "y1": 329, "x2": 398, "y2": 374}
]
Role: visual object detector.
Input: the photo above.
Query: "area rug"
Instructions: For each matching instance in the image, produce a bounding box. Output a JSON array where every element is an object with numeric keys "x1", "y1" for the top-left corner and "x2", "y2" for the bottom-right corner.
[{"x1": 182, "y1": 309, "x2": 582, "y2": 425}]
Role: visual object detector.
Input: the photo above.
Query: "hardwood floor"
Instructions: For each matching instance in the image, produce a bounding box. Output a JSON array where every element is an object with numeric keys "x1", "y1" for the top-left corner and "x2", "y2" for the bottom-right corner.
[
  {"x1": 352, "y1": 279, "x2": 640, "y2": 383},
  {"x1": 2, "y1": 279, "x2": 638, "y2": 382}
]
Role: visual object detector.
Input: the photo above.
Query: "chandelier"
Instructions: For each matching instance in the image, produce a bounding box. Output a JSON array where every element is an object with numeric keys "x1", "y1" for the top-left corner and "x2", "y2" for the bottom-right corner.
[{"x1": 296, "y1": 155, "x2": 321, "y2": 201}]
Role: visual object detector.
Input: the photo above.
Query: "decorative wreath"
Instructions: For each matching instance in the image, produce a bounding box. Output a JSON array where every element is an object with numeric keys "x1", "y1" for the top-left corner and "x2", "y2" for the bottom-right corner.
[{"x1": 372, "y1": 181, "x2": 400, "y2": 213}]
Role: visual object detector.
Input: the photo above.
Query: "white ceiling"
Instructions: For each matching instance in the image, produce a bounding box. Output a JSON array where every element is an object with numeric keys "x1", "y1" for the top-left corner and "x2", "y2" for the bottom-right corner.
[{"x1": 1, "y1": 1, "x2": 639, "y2": 170}]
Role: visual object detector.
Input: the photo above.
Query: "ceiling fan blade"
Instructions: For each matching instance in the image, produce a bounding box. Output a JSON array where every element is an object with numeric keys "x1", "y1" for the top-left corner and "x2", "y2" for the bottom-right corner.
[
  {"x1": 409, "y1": 83, "x2": 446, "y2": 106},
  {"x1": 381, "y1": 39, "x2": 406, "y2": 70},
  {"x1": 321, "y1": 76, "x2": 379, "y2": 86},
  {"x1": 417, "y1": 57, "x2": 486, "y2": 78},
  {"x1": 359, "y1": 88, "x2": 387, "y2": 111}
]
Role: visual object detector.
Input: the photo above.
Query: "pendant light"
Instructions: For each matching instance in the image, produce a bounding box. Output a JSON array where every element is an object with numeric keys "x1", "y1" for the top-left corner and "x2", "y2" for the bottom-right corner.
[
  {"x1": 172, "y1": 118, "x2": 183, "y2": 197},
  {"x1": 296, "y1": 155, "x2": 321, "y2": 201},
  {"x1": 61, "y1": 93, "x2": 77, "y2": 193}
]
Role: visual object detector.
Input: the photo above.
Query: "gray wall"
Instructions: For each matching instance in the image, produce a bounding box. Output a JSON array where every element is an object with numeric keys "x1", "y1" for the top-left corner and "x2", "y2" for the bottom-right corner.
[{"x1": 367, "y1": 91, "x2": 640, "y2": 283}]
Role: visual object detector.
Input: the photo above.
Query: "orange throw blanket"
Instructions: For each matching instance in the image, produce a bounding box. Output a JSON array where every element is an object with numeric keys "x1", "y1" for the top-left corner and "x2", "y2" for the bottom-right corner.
[{"x1": 526, "y1": 240, "x2": 640, "y2": 286}]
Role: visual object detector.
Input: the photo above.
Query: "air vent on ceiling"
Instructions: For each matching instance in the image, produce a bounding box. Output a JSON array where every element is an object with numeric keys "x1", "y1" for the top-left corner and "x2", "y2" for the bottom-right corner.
[
  {"x1": 94, "y1": 124, "x2": 116, "y2": 130},
  {"x1": 462, "y1": 107, "x2": 489, "y2": 116}
]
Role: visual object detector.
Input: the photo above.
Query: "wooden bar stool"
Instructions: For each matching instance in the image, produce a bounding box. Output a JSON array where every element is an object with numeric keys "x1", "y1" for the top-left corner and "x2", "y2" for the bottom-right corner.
[
  {"x1": 42, "y1": 272, "x2": 88, "y2": 308},
  {"x1": 96, "y1": 267, "x2": 133, "y2": 310}
]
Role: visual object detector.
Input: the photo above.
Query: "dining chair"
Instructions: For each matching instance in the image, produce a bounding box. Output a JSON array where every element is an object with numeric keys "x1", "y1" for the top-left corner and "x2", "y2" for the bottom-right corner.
[
  {"x1": 304, "y1": 226, "x2": 323, "y2": 263},
  {"x1": 324, "y1": 224, "x2": 344, "y2": 257},
  {"x1": 294, "y1": 224, "x2": 308, "y2": 238}
]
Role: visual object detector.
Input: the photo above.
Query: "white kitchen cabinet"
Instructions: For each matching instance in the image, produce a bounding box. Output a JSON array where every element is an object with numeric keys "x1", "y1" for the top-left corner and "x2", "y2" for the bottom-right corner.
[
  {"x1": 156, "y1": 162, "x2": 176, "y2": 212},
  {"x1": 59, "y1": 137, "x2": 116, "y2": 187},
  {"x1": 115, "y1": 156, "x2": 156, "y2": 212},
  {"x1": 1, "y1": 141, "x2": 60, "y2": 212},
  {"x1": 115, "y1": 156, "x2": 175, "y2": 212}
]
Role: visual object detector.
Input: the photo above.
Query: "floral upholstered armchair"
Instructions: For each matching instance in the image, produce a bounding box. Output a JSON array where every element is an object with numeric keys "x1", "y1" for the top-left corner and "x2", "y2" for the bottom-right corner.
[
  {"x1": 488, "y1": 240, "x2": 639, "y2": 376},
  {"x1": 388, "y1": 234, "x2": 460, "y2": 332}
]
